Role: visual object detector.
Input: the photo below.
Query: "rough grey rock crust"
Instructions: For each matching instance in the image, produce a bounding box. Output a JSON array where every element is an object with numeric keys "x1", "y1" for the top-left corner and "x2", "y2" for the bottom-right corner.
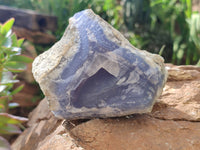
[{"x1": 32, "y1": 9, "x2": 167, "y2": 120}]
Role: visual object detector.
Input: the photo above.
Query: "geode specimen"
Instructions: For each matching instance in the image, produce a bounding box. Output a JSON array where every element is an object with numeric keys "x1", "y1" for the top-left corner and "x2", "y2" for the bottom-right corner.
[{"x1": 32, "y1": 9, "x2": 167, "y2": 120}]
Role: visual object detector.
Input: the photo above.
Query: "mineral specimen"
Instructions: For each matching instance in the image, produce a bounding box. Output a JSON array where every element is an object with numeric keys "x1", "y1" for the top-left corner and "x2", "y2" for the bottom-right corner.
[{"x1": 32, "y1": 9, "x2": 167, "y2": 120}]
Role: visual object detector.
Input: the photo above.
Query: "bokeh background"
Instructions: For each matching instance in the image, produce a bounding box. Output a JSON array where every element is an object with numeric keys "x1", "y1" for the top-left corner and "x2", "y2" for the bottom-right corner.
[{"x1": 1, "y1": 0, "x2": 200, "y2": 65}]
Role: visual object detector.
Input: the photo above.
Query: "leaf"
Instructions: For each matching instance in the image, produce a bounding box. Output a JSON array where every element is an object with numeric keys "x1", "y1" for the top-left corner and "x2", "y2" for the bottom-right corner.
[
  {"x1": 17, "y1": 38, "x2": 24, "y2": 47},
  {"x1": 0, "y1": 80, "x2": 19, "y2": 86},
  {"x1": 0, "y1": 72, "x2": 14, "y2": 93},
  {"x1": 11, "y1": 47, "x2": 21, "y2": 55},
  {"x1": 10, "y1": 55, "x2": 33, "y2": 63},
  {"x1": 1, "y1": 18, "x2": 15, "y2": 36},
  {"x1": 150, "y1": 0, "x2": 163, "y2": 7},
  {"x1": 0, "y1": 96, "x2": 8, "y2": 112},
  {"x1": 0, "y1": 136, "x2": 11, "y2": 150},
  {"x1": 159, "y1": 45, "x2": 166, "y2": 56},
  {"x1": 11, "y1": 34, "x2": 18, "y2": 47},
  {"x1": 10, "y1": 85, "x2": 24, "y2": 96},
  {"x1": 177, "y1": 48, "x2": 184, "y2": 59},
  {"x1": 6, "y1": 29, "x2": 12, "y2": 37},
  {"x1": 4, "y1": 61, "x2": 26, "y2": 72},
  {"x1": 196, "y1": 59, "x2": 200, "y2": 66},
  {"x1": 1, "y1": 71, "x2": 13, "y2": 84},
  {"x1": 0, "y1": 124, "x2": 22, "y2": 134},
  {"x1": 1, "y1": 47, "x2": 16, "y2": 56},
  {"x1": 189, "y1": 13, "x2": 200, "y2": 49},
  {"x1": 0, "y1": 113, "x2": 28, "y2": 125},
  {"x1": 0, "y1": 52, "x2": 4, "y2": 60},
  {"x1": 0, "y1": 85, "x2": 7, "y2": 94},
  {"x1": 173, "y1": 36, "x2": 182, "y2": 52},
  {"x1": 185, "y1": 0, "x2": 192, "y2": 18},
  {"x1": 103, "y1": 0, "x2": 113, "y2": 11},
  {"x1": 3, "y1": 37, "x2": 12, "y2": 48},
  {"x1": 1, "y1": 46, "x2": 21, "y2": 56}
]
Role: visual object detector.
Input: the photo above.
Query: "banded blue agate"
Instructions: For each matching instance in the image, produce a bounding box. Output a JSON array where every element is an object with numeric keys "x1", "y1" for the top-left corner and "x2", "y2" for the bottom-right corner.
[{"x1": 32, "y1": 9, "x2": 167, "y2": 120}]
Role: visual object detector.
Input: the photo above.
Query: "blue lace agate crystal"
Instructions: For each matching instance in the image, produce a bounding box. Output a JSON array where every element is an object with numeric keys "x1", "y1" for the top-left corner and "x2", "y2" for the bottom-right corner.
[{"x1": 32, "y1": 9, "x2": 167, "y2": 120}]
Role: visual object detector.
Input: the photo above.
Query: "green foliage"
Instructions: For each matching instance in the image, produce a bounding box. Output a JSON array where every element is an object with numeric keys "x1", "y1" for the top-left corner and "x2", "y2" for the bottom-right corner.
[
  {"x1": 30, "y1": 0, "x2": 122, "y2": 39},
  {"x1": 152, "y1": 0, "x2": 200, "y2": 65},
  {"x1": 124, "y1": 0, "x2": 151, "y2": 30},
  {"x1": 0, "y1": 113, "x2": 28, "y2": 134},
  {"x1": 0, "y1": 0, "x2": 123, "y2": 40},
  {"x1": 1, "y1": 0, "x2": 199, "y2": 65},
  {"x1": 0, "y1": 18, "x2": 31, "y2": 149},
  {"x1": 92, "y1": 0, "x2": 123, "y2": 29},
  {"x1": 127, "y1": 0, "x2": 200, "y2": 65},
  {"x1": 1, "y1": 0, "x2": 123, "y2": 55}
]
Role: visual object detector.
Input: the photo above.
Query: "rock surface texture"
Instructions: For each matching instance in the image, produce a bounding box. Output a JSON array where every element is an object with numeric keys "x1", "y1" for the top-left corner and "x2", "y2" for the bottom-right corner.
[
  {"x1": 32, "y1": 9, "x2": 167, "y2": 120},
  {"x1": 12, "y1": 65, "x2": 200, "y2": 150},
  {"x1": 11, "y1": 99, "x2": 83, "y2": 150}
]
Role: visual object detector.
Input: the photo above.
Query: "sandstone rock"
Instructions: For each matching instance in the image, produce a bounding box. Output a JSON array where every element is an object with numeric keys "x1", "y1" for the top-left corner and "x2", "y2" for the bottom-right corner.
[
  {"x1": 165, "y1": 64, "x2": 200, "y2": 81},
  {"x1": 11, "y1": 99, "x2": 83, "y2": 150},
  {"x1": 32, "y1": 9, "x2": 167, "y2": 120},
  {"x1": 12, "y1": 65, "x2": 200, "y2": 150},
  {"x1": 151, "y1": 64, "x2": 200, "y2": 121},
  {"x1": 70, "y1": 116, "x2": 200, "y2": 150}
]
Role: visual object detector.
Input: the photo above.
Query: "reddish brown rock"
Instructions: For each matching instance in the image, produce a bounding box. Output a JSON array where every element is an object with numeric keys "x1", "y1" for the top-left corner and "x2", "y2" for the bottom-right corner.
[
  {"x1": 12, "y1": 65, "x2": 200, "y2": 150},
  {"x1": 151, "y1": 64, "x2": 200, "y2": 121},
  {"x1": 70, "y1": 116, "x2": 200, "y2": 150},
  {"x1": 11, "y1": 99, "x2": 83, "y2": 150}
]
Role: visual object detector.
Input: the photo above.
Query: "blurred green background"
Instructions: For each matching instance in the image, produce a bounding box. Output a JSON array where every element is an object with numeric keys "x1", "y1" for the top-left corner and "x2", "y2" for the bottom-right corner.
[{"x1": 0, "y1": 0, "x2": 200, "y2": 65}]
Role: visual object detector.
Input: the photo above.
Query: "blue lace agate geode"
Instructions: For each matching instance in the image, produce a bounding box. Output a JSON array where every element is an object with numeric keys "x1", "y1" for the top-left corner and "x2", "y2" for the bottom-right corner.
[{"x1": 32, "y1": 9, "x2": 167, "y2": 120}]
